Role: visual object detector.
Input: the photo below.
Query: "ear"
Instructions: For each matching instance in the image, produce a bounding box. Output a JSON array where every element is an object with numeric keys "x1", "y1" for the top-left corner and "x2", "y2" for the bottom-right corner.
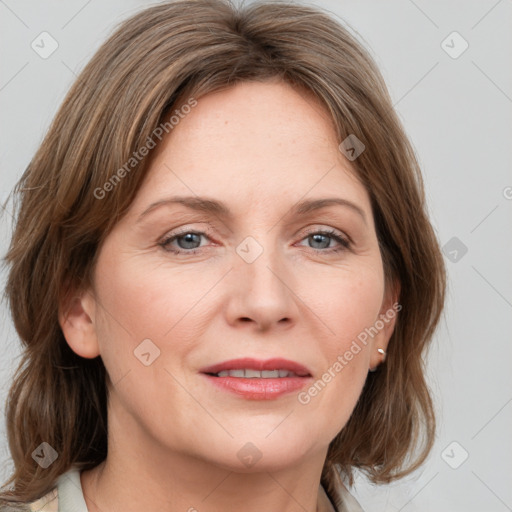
[
  {"x1": 59, "y1": 284, "x2": 100, "y2": 359},
  {"x1": 369, "y1": 279, "x2": 401, "y2": 371}
]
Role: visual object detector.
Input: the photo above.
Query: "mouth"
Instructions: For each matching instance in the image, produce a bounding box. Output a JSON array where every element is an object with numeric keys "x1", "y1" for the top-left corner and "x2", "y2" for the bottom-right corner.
[
  {"x1": 200, "y1": 358, "x2": 312, "y2": 400},
  {"x1": 208, "y1": 369, "x2": 304, "y2": 378}
]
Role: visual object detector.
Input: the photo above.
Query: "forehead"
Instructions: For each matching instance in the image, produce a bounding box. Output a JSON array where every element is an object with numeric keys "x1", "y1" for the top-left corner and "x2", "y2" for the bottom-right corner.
[{"x1": 129, "y1": 80, "x2": 370, "y2": 217}]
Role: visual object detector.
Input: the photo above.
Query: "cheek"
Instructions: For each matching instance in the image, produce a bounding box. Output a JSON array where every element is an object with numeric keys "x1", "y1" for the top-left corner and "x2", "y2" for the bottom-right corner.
[
  {"x1": 92, "y1": 250, "x2": 219, "y2": 382},
  {"x1": 294, "y1": 264, "x2": 384, "y2": 432},
  {"x1": 94, "y1": 250, "x2": 205, "y2": 336},
  {"x1": 306, "y1": 261, "x2": 385, "y2": 347},
  {"x1": 91, "y1": 256, "x2": 209, "y2": 427},
  {"x1": 328, "y1": 270, "x2": 384, "y2": 376}
]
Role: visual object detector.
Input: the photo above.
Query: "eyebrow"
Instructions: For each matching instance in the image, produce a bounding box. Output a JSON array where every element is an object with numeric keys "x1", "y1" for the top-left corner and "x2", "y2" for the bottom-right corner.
[{"x1": 137, "y1": 195, "x2": 367, "y2": 224}]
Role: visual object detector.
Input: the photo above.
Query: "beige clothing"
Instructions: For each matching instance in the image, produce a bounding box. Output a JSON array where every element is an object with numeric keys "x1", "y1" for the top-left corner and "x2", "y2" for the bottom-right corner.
[{"x1": 20, "y1": 467, "x2": 363, "y2": 512}]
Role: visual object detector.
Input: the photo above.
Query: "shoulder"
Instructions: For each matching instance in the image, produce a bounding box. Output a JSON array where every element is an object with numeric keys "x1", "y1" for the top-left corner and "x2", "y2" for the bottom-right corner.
[
  {"x1": 0, "y1": 488, "x2": 57, "y2": 512},
  {"x1": 324, "y1": 469, "x2": 365, "y2": 512},
  {"x1": 2, "y1": 466, "x2": 85, "y2": 512},
  {"x1": 26, "y1": 488, "x2": 58, "y2": 512}
]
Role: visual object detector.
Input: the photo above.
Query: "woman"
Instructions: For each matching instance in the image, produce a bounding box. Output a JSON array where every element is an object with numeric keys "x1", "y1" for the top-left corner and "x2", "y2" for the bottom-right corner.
[{"x1": 0, "y1": 0, "x2": 446, "y2": 510}]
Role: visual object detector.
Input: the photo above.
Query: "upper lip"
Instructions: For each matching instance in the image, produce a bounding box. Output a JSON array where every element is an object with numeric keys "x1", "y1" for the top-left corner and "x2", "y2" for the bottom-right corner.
[{"x1": 200, "y1": 358, "x2": 312, "y2": 377}]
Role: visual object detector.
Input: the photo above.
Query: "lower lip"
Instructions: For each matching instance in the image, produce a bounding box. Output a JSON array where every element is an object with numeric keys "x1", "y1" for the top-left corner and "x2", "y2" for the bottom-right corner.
[{"x1": 201, "y1": 374, "x2": 311, "y2": 400}]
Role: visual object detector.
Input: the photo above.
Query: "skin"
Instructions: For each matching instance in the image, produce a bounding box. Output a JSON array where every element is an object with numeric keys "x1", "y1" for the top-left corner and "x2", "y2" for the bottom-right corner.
[{"x1": 60, "y1": 79, "x2": 397, "y2": 512}]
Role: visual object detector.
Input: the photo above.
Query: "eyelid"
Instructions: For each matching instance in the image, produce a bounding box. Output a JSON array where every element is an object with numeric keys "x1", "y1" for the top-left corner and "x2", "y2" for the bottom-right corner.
[
  {"x1": 158, "y1": 226, "x2": 215, "y2": 251},
  {"x1": 296, "y1": 226, "x2": 351, "y2": 252},
  {"x1": 299, "y1": 225, "x2": 351, "y2": 244},
  {"x1": 158, "y1": 223, "x2": 351, "y2": 256},
  {"x1": 159, "y1": 222, "x2": 215, "y2": 241}
]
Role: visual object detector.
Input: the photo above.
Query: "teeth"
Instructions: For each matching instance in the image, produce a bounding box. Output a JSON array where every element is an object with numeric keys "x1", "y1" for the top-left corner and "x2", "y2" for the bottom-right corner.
[
  {"x1": 227, "y1": 369, "x2": 245, "y2": 378},
  {"x1": 215, "y1": 369, "x2": 298, "y2": 378}
]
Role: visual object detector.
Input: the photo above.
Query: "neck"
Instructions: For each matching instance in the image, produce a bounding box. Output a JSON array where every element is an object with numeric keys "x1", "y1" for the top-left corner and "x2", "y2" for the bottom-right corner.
[{"x1": 80, "y1": 402, "x2": 329, "y2": 512}]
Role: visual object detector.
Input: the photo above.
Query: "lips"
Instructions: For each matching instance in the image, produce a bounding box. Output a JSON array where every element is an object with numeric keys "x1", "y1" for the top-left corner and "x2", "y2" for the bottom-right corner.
[
  {"x1": 199, "y1": 357, "x2": 312, "y2": 378},
  {"x1": 216, "y1": 369, "x2": 299, "y2": 378},
  {"x1": 200, "y1": 358, "x2": 312, "y2": 400}
]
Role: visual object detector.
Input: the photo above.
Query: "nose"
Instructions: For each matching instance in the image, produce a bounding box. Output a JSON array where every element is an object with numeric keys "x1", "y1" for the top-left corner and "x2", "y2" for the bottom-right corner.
[{"x1": 224, "y1": 240, "x2": 299, "y2": 332}]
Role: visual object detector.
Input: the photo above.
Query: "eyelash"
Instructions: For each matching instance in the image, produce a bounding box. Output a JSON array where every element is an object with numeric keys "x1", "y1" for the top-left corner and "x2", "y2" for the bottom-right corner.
[{"x1": 158, "y1": 227, "x2": 350, "y2": 255}]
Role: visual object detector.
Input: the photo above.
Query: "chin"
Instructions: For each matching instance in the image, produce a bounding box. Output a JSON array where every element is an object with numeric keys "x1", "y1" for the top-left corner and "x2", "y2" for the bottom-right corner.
[{"x1": 201, "y1": 432, "x2": 322, "y2": 473}]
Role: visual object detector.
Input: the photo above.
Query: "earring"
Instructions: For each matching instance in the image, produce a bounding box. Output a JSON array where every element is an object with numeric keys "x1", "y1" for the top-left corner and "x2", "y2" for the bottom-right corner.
[{"x1": 369, "y1": 348, "x2": 387, "y2": 372}]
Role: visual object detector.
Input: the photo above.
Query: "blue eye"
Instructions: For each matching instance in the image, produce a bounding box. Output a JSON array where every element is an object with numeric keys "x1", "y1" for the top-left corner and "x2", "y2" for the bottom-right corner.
[
  {"x1": 159, "y1": 228, "x2": 350, "y2": 255},
  {"x1": 298, "y1": 229, "x2": 350, "y2": 253},
  {"x1": 159, "y1": 230, "x2": 209, "y2": 254}
]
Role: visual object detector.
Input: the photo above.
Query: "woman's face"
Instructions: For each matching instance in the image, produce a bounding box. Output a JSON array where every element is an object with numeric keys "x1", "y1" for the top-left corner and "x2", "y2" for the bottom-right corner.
[{"x1": 66, "y1": 80, "x2": 396, "y2": 473}]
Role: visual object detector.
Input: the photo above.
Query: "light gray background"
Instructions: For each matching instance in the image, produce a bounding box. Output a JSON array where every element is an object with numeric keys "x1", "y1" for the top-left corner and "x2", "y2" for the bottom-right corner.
[{"x1": 1, "y1": 1, "x2": 511, "y2": 511}]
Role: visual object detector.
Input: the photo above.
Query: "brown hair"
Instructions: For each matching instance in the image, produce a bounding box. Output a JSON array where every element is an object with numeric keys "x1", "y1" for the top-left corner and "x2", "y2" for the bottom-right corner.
[{"x1": 0, "y1": 0, "x2": 446, "y2": 507}]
